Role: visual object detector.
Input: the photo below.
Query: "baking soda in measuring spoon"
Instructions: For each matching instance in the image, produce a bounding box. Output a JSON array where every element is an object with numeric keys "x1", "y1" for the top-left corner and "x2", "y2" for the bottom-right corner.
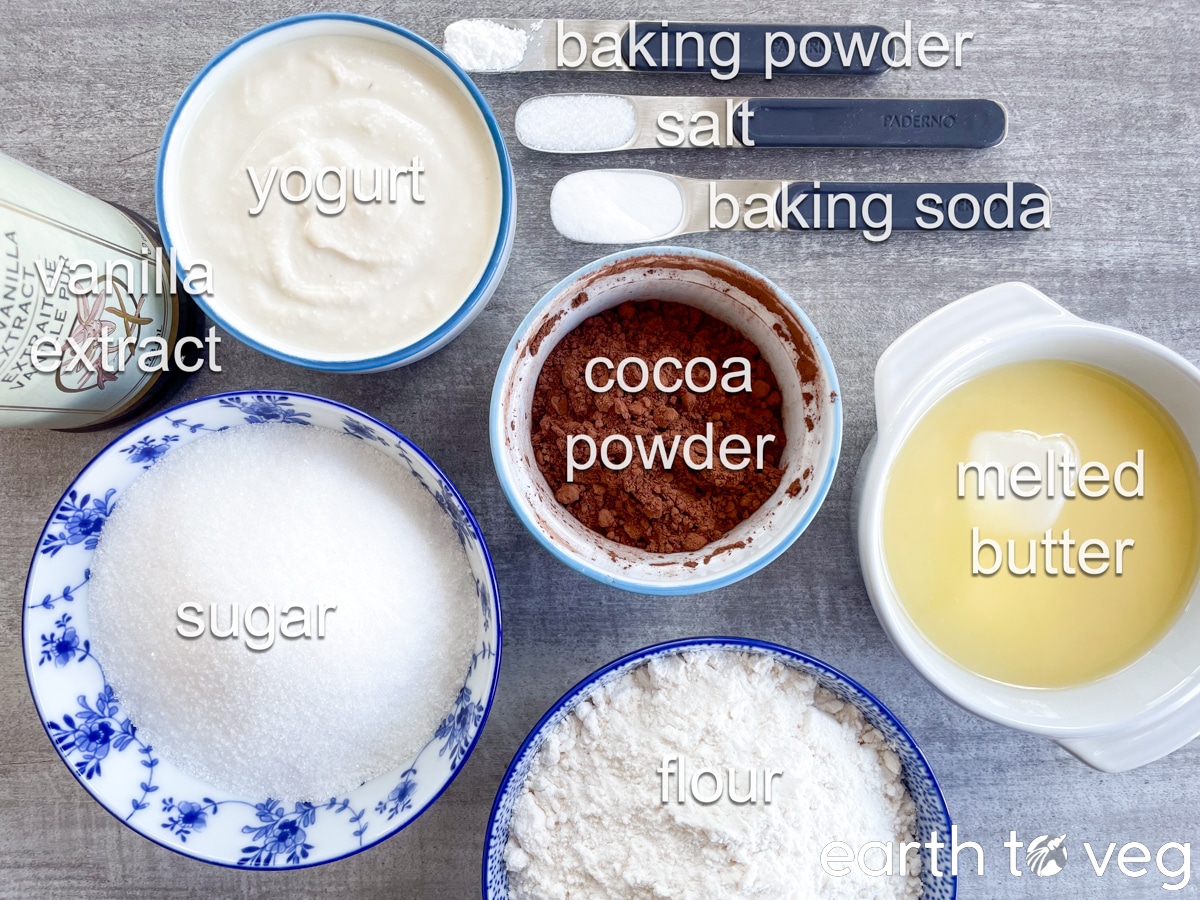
[{"x1": 551, "y1": 170, "x2": 685, "y2": 243}]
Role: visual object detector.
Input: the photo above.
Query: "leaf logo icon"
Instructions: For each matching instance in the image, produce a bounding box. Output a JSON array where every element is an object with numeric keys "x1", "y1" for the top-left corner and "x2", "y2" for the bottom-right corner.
[{"x1": 1026, "y1": 834, "x2": 1068, "y2": 876}]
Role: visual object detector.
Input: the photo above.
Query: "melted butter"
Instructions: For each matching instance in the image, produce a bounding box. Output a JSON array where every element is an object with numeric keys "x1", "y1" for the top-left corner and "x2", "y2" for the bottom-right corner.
[
  {"x1": 963, "y1": 429, "x2": 1078, "y2": 535},
  {"x1": 883, "y1": 361, "x2": 1200, "y2": 688}
]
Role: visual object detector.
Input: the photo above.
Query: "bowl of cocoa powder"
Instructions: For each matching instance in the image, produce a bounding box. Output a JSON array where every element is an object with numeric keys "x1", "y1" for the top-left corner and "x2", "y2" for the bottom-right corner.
[{"x1": 490, "y1": 247, "x2": 841, "y2": 594}]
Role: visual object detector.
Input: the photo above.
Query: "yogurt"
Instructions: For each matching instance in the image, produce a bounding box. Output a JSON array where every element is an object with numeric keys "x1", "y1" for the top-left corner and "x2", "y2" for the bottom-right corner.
[{"x1": 172, "y1": 33, "x2": 502, "y2": 360}]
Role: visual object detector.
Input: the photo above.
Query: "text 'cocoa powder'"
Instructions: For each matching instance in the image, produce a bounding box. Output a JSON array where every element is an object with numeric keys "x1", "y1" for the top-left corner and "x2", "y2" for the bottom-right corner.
[{"x1": 531, "y1": 300, "x2": 786, "y2": 554}]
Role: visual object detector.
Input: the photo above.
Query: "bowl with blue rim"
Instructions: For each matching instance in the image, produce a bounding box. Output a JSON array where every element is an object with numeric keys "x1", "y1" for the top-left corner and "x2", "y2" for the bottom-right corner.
[
  {"x1": 156, "y1": 13, "x2": 516, "y2": 372},
  {"x1": 23, "y1": 390, "x2": 502, "y2": 868},
  {"x1": 490, "y1": 247, "x2": 842, "y2": 596},
  {"x1": 483, "y1": 637, "x2": 954, "y2": 899}
]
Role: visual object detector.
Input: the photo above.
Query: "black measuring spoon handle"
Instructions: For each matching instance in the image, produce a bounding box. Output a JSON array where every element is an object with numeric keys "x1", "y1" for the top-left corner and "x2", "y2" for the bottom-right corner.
[{"x1": 738, "y1": 98, "x2": 1008, "y2": 149}]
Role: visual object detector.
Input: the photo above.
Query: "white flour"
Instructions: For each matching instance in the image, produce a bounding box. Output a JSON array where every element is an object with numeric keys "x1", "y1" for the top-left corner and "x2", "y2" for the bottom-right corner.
[{"x1": 504, "y1": 650, "x2": 921, "y2": 899}]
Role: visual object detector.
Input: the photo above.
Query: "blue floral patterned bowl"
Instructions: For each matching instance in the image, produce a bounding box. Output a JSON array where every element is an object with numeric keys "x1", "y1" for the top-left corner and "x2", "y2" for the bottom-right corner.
[
  {"x1": 23, "y1": 391, "x2": 502, "y2": 869},
  {"x1": 483, "y1": 638, "x2": 955, "y2": 899}
]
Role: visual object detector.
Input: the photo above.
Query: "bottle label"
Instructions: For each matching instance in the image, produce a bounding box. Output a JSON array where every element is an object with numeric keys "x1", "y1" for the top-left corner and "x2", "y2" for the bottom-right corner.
[{"x1": 0, "y1": 154, "x2": 179, "y2": 429}]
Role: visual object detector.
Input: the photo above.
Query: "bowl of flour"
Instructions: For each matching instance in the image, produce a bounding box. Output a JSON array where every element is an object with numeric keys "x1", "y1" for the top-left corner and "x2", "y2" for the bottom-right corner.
[
  {"x1": 23, "y1": 391, "x2": 501, "y2": 868},
  {"x1": 484, "y1": 638, "x2": 954, "y2": 900}
]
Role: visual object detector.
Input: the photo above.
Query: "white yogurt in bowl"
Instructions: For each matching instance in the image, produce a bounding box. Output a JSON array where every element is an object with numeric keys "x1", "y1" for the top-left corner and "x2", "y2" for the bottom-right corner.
[{"x1": 157, "y1": 14, "x2": 514, "y2": 371}]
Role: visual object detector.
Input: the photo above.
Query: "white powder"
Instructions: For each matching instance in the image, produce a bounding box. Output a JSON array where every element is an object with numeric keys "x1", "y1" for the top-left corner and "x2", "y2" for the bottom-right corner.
[
  {"x1": 516, "y1": 94, "x2": 637, "y2": 152},
  {"x1": 550, "y1": 170, "x2": 685, "y2": 243},
  {"x1": 88, "y1": 424, "x2": 480, "y2": 801},
  {"x1": 504, "y1": 650, "x2": 920, "y2": 900},
  {"x1": 444, "y1": 19, "x2": 529, "y2": 71}
]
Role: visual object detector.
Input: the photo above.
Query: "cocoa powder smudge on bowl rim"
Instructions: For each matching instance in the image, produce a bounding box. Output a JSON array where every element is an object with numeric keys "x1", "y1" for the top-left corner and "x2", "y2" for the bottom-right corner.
[{"x1": 530, "y1": 299, "x2": 787, "y2": 554}]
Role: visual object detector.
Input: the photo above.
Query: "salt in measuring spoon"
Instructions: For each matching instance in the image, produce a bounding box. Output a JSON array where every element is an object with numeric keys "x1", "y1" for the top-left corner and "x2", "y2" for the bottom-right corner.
[{"x1": 516, "y1": 94, "x2": 1008, "y2": 153}]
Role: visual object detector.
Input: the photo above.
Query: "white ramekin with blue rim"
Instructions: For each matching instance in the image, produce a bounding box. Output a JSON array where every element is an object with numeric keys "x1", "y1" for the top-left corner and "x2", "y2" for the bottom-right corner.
[
  {"x1": 490, "y1": 247, "x2": 842, "y2": 595},
  {"x1": 483, "y1": 637, "x2": 955, "y2": 899},
  {"x1": 22, "y1": 391, "x2": 502, "y2": 868},
  {"x1": 155, "y1": 13, "x2": 516, "y2": 372}
]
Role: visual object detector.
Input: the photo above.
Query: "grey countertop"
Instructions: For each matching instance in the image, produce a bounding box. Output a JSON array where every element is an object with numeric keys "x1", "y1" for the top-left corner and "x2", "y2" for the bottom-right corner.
[{"x1": 2, "y1": 1, "x2": 1199, "y2": 897}]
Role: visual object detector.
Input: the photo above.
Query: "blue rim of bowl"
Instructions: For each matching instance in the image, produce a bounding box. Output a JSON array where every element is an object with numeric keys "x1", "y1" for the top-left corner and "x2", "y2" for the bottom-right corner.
[
  {"x1": 22, "y1": 389, "x2": 504, "y2": 870},
  {"x1": 482, "y1": 636, "x2": 954, "y2": 898},
  {"x1": 154, "y1": 13, "x2": 516, "y2": 372},
  {"x1": 488, "y1": 246, "x2": 844, "y2": 596}
]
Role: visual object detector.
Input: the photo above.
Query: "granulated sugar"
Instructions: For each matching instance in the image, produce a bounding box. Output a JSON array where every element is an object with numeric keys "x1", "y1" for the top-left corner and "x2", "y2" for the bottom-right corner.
[
  {"x1": 505, "y1": 650, "x2": 920, "y2": 900},
  {"x1": 550, "y1": 170, "x2": 685, "y2": 243},
  {"x1": 88, "y1": 424, "x2": 480, "y2": 801},
  {"x1": 444, "y1": 19, "x2": 529, "y2": 71},
  {"x1": 516, "y1": 94, "x2": 637, "y2": 151}
]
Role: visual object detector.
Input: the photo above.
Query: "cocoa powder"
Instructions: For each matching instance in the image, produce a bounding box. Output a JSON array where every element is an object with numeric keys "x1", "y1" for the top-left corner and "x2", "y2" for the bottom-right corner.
[{"x1": 531, "y1": 300, "x2": 786, "y2": 553}]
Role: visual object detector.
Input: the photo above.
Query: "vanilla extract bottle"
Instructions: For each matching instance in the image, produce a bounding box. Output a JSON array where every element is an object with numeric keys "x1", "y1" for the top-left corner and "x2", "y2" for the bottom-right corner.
[{"x1": 0, "y1": 151, "x2": 205, "y2": 430}]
